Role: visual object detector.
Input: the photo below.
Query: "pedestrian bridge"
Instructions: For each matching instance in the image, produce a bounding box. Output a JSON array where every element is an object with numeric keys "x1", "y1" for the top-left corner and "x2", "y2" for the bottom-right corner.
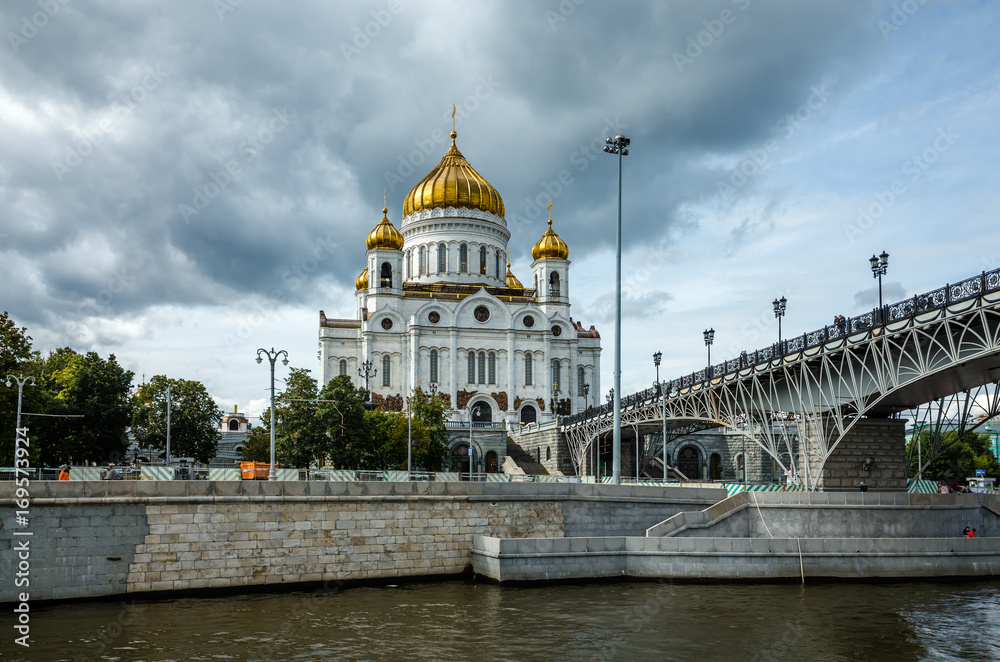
[{"x1": 561, "y1": 269, "x2": 1000, "y2": 489}]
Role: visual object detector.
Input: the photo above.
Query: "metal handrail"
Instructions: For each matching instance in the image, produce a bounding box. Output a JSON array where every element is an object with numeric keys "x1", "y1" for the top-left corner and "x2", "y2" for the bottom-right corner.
[{"x1": 563, "y1": 268, "x2": 1000, "y2": 427}]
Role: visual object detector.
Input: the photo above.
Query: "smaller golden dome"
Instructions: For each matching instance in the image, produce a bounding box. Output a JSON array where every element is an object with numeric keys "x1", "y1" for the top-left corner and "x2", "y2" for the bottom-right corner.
[
  {"x1": 366, "y1": 207, "x2": 404, "y2": 251},
  {"x1": 355, "y1": 266, "x2": 369, "y2": 290},
  {"x1": 505, "y1": 260, "x2": 523, "y2": 289},
  {"x1": 531, "y1": 203, "x2": 569, "y2": 260}
]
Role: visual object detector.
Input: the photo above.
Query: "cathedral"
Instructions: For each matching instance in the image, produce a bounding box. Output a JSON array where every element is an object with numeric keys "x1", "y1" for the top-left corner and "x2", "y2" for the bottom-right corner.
[{"x1": 319, "y1": 123, "x2": 602, "y2": 431}]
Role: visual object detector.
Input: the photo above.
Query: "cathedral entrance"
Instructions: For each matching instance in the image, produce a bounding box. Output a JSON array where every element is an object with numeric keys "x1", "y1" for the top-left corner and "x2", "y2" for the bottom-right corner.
[
  {"x1": 678, "y1": 446, "x2": 700, "y2": 480},
  {"x1": 450, "y1": 443, "x2": 471, "y2": 473},
  {"x1": 485, "y1": 451, "x2": 498, "y2": 473},
  {"x1": 519, "y1": 404, "x2": 536, "y2": 424},
  {"x1": 471, "y1": 402, "x2": 492, "y2": 423}
]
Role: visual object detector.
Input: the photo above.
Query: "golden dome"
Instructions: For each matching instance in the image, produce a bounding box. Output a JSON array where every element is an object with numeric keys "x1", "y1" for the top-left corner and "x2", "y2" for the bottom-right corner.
[
  {"x1": 401, "y1": 130, "x2": 505, "y2": 218},
  {"x1": 355, "y1": 265, "x2": 369, "y2": 290},
  {"x1": 505, "y1": 260, "x2": 523, "y2": 289},
  {"x1": 531, "y1": 203, "x2": 569, "y2": 260},
  {"x1": 366, "y1": 207, "x2": 404, "y2": 251}
]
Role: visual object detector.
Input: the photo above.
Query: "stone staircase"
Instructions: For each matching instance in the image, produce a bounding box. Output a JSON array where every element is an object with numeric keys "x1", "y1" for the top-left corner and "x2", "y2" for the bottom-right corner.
[{"x1": 505, "y1": 436, "x2": 549, "y2": 476}]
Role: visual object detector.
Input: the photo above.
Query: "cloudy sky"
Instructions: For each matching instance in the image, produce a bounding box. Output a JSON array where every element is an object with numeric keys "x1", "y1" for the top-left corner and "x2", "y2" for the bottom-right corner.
[{"x1": 2, "y1": 0, "x2": 998, "y2": 421}]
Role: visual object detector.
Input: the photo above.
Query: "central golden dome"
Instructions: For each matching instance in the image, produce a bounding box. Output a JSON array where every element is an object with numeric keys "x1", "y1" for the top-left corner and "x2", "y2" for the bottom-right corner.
[{"x1": 402, "y1": 130, "x2": 504, "y2": 218}]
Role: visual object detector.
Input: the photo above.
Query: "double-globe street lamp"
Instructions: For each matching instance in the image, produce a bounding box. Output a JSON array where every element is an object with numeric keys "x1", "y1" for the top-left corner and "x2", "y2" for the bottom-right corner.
[
  {"x1": 256, "y1": 347, "x2": 289, "y2": 481},
  {"x1": 5, "y1": 374, "x2": 35, "y2": 448},
  {"x1": 359, "y1": 359, "x2": 377, "y2": 411},
  {"x1": 603, "y1": 134, "x2": 630, "y2": 485},
  {"x1": 870, "y1": 251, "x2": 889, "y2": 324},
  {"x1": 653, "y1": 353, "x2": 667, "y2": 482}
]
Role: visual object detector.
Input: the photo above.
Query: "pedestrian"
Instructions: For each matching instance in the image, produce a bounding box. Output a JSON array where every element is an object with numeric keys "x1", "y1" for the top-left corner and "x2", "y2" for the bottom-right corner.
[
  {"x1": 965, "y1": 528, "x2": 976, "y2": 539},
  {"x1": 962, "y1": 526, "x2": 971, "y2": 537},
  {"x1": 101, "y1": 464, "x2": 122, "y2": 480},
  {"x1": 58, "y1": 465, "x2": 71, "y2": 481},
  {"x1": 859, "y1": 481, "x2": 868, "y2": 493}
]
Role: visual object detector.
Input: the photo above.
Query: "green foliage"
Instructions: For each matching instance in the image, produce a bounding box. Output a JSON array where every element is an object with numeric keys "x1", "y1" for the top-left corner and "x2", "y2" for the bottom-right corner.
[
  {"x1": 132, "y1": 376, "x2": 222, "y2": 463},
  {"x1": 318, "y1": 375, "x2": 373, "y2": 469},
  {"x1": 274, "y1": 368, "x2": 326, "y2": 469},
  {"x1": 0, "y1": 312, "x2": 38, "y2": 465},
  {"x1": 908, "y1": 430, "x2": 1000, "y2": 481},
  {"x1": 242, "y1": 421, "x2": 271, "y2": 463},
  {"x1": 410, "y1": 388, "x2": 450, "y2": 471}
]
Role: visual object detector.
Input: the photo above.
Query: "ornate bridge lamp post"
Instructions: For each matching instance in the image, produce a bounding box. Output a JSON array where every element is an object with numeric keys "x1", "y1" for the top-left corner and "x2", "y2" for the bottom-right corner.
[
  {"x1": 256, "y1": 348, "x2": 288, "y2": 481},
  {"x1": 870, "y1": 251, "x2": 889, "y2": 324},
  {"x1": 5, "y1": 373, "x2": 35, "y2": 448},
  {"x1": 703, "y1": 328, "x2": 715, "y2": 378},
  {"x1": 603, "y1": 134, "x2": 629, "y2": 485},
  {"x1": 772, "y1": 296, "x2": 787, "y2": 350},
  {"x1": 359, "y1": 359, "x2": 377, "y2": 411},
  {"x1": 653, "y1": 352, "x2": 667, "y2": 482}
]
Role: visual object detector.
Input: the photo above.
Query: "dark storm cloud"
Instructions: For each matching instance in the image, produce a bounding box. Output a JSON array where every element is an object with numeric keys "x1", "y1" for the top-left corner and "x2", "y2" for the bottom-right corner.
[{"x1": 0, "y1": 0, "x2": 889, "y2": 336}]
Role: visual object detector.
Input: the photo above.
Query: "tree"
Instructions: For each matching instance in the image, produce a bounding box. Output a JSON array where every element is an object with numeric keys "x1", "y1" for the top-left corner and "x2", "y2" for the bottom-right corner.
[
  {"x1": 318, "y1": 375, "x2": 373, "y2": 469},
  {"x1": 242, "y1": 421, "x2": 271, "y2": 463},
  {"x1": 132, "y1": 376, "x2": 222, "y2": 463},
  {"x1": 410, "y1": 388, "x2": 450, "y2": 471},
  {"x1": 274, "y1": 367, "x2": 326, "y2": 469},
  {"x1": 0, "y1": 312, "x2": 39, "y2": 465},
  {"x1": 908, "y1": 430, "x2": 1000, "y2": 482}
]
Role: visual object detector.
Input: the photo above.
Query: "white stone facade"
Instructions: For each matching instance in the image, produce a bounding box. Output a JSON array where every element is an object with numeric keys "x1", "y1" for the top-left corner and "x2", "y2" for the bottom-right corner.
[{"x1": 320, "y1": 209, "x2": 601, "y2": 426}]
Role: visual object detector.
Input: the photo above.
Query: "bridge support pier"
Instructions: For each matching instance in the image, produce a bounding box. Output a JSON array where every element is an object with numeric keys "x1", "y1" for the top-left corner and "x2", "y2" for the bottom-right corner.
[{"x1": 802, "y1": 416, "x2": 907, "y2": 491}]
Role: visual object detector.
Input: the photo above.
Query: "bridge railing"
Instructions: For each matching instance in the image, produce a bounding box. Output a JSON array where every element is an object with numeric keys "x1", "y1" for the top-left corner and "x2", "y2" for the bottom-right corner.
[{"x1": 563, "y1": 268, "x2": 1000, "y2": 427}]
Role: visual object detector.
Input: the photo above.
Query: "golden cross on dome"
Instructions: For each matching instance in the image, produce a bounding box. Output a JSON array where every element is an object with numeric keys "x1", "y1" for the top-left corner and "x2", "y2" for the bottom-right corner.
[
  {"x1": 548, "y1": 200, "x2": 553, "y2": 225},
  {"x1": 383, "y1": 188, "x2": 387, "y2": 208},
  {"x1": 452, "y1": 104, "x2": 456, "y2": 132}
]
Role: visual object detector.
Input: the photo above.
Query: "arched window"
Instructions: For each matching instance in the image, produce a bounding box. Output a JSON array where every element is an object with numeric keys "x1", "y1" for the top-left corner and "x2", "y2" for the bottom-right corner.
[
  {"x1": 406, "y1": 251, "x2": 411, "y2": 279},
  {"x1": 578, "y1": 366, "x2": 586, "y2": 396},
  {"x1": 468, "y1": 351, "x2": 476, "y2": 383},
  {"x1": 546, "y1": 446, "x2": 551, "y2": 461},
  {"x1": 552, "y1": 359, "x2": 561, "y2": 393},
  {"x1": 229, "y1": 419, "x2": 240, "y2": 431},
  {"x1": 382, "y1": 355, "x2": 391, "y2": 387},
  {"x1": 430, "y1": 349, "x2": 438, "y2": 383},
  {"x1": 459, "y1": 244, "x2": 468, "y2": 272},
  {"x1": 380, "y1": 262, "x2": 392, "y2": 288},
  {"x1": 488, "y1": 352, "x2": 496, "y2": 384},
  {"x1": 418, "y1": 246, "x2": 426, "y2": 276},
  {"x1": 438, "y1": 242, "x2": 447, "y2": 273},
  {"x1": 495, "y1": 249, "x2": 501, "y2": 278},
  {"x1": 478, "y1": 352, "x2": 486, "y2": 384},
  {"x1": 524, "y1": 352, "x2": 533, "y2": 385},
  {"x1": 339, "y1": 359, "x2": 347, "y2": 376},
  {"x1": 533, "y1": 274, "x2": 538, "y2": 291},
  {"x1": 549, "y1": 272, "x2": 560, "y2": 296},
  {"x1": 479, "y1": 246, "x2": 487, "y2": 274}
]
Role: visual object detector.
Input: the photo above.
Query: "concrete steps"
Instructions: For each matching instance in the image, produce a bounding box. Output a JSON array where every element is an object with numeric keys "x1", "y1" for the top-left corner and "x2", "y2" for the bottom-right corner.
[{"x1": 505, "y1": 436, "x2": 549, "y2": 476}]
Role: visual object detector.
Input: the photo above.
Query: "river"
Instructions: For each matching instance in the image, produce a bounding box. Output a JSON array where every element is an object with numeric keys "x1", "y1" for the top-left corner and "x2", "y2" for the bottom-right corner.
[{"x1": 6, "y1": 579, "x2": 1000, "y2": 661}]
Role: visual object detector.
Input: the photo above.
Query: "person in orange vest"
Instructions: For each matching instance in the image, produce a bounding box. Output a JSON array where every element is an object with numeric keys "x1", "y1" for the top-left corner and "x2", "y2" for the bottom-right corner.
[
  {"x1": 965, "y1": 528, "x2": 976, "y2": 538},
  {"x1": 58, "y1": 465, "x2": 71, "y2": 480}
]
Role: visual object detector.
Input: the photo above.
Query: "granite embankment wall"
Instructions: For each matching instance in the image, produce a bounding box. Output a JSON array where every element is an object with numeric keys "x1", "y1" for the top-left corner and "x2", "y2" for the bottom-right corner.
[
  {"x1": 473, "y1": 492, "x2": 1000, "y2": 583},
  {"x1": 0, "y1": 481, "x2": 725, "y2": 603}
]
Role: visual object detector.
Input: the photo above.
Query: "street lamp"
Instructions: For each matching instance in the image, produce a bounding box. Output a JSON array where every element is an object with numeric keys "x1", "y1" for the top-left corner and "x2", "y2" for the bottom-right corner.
[
  {"x1": 772, "y1": 296, "x2": 787, "y2": 348},
  {"x1": 606, "y1": 388, "x2": 614, "y2": 405},
  {"x1": 870, "y1": 251, "x2": 889, "y2": 324},
  {"x1": 653, "y1": 352, "x2": 667, "y2": 483},
  {"x1": 603, "y1": 134, "x2": 630, "y2": 485},
  {"x1": 703, "y1": 328, "x2": 715, "y2": 377},
  {"x1": 256, "y1": 347, "x2": 289, "y2": 481},
  {"x1": 582, "y1": 382, "x2": 590, "y2": 411},
  {"x1": 4, "y1": 373, "x2": 35, "y2": 447},
  {"x1": 359, "y1": 359, "x2": 377, "y2": 411},
  {"x1": 550, "y1": 381, "x2": 559, "y2": 417}
]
